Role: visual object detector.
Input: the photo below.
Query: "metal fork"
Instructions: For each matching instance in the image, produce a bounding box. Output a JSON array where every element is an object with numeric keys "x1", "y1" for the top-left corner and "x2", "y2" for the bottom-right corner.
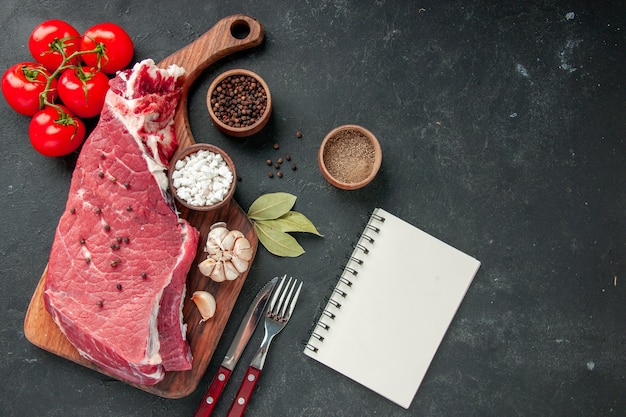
[{"x1": 226, "y1": 275, "x2": 302, "y2": 417}]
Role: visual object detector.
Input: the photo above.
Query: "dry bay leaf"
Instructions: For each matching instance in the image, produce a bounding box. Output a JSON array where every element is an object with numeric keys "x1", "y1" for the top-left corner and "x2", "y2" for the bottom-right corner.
[
  {"x1": 256, "y1": 211, "x2": 323, "y2": 236},
  {"x1": 247, "y1": 192, "x2": 296, "y2": 221},
  {"x1": 254, "y1": 222, "x2": 305, "y2": 257}
]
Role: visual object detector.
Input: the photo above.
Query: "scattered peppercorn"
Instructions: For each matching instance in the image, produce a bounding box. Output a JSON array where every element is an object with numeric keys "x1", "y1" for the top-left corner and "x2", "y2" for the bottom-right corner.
[
  {"x1": 116, "y1": 237, "x2": 123, "y2": 243},
  {"x1": 116, "y1": 284, "x2": 122, "y2": 291},
  {"x1": 285, "y1": 154, "x2": 291, "y2": 161},
  {"x1": 100, "y1": 153, "x2": 106, "y2": 159},
  {"x1": 85, "y1": 257, "x2": 91, "y2": 264},
  {"x1": 104, "y1": 224, "x2": 111, "y2": 231},
  {"x1": 141, "y1": 271, "x2": 147, "y2": 279},
  {"x1": 126, "y1": 206, "x2": 132, "y2": 212},
  {"x1": 124, "y1": 182, "x2": 130, "y2": 189},
  {"x1": 95, "y1": 207, "x2": 102, "y2": 214},
  {"x1": 277, "y1": 171, "x2": 283, "y2": 178},
  {"x1": 268, "y1": 171, "x2": 274, "y2": 178},
  {"x1": 110, "y1": 243, "x2": 120, "y2": 250},
  {"x1": 98, "y1": 171, "x2": 104, "y2": 178},
  {"x1": 123, "y1": 237, "x2": 130, "y2": 244},
  {"x1": 109, "y1": 176, "x2": 117, "y2": 183},
  {"x1": 97, "y1": 300, "x2": 103, "y2": 307},
  {"x1": 274, "y1": 163, "x2": 280, "y2": 169},
  {"x1": 110, "y1": 259, "x2": 120, "y2": 267},
  {"x1": 296, "y1": 130, "x2": 302, "y2": 138},
  {"x1": 79, "y1": 238, "x2": 85, "y2": 244},
  {"x1": 277, "y1": 157, "x2": 283, "y2": 164},
  {"x1": 273, "y1": 142, "x2": 280, "y2": 150},
  {"x1": 292, "y1": 163, "x2": 297, "y2": 170},
  {"x1": 266, "y1": 159, "x2": 272, "y2": 166},
  {"x1": 237, "y1": 175, "x2": 242, "y2": 182},
  {"x1": 69, "y1": 207, "x2": 76, "y2": 214}
]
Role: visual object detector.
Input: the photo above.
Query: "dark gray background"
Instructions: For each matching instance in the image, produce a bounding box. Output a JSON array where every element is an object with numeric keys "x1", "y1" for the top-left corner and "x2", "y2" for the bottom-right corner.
[{"x1": 1, "y1": 1, "x2": 624, "y2": 416}]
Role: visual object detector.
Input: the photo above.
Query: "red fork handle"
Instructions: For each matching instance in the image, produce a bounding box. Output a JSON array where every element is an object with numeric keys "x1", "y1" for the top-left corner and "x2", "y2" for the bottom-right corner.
[
  {"x1": 193, "y1": 365, "x2": 232, "y2": 417},
  {"x1": 226, "y1": 366, "x2": 262, "y2": 417}
]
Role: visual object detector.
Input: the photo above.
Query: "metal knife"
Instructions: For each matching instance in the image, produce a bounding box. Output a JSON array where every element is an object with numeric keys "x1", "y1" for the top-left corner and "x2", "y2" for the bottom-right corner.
[{"x1": 193, "y1": 276, "x2": 279, "y2": 417}]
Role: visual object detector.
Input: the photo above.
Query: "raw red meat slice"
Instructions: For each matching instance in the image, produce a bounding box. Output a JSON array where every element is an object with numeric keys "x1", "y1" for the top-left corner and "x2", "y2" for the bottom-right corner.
[{"x1": 44, "y1": 59, "x2": 198, "y2": 385}]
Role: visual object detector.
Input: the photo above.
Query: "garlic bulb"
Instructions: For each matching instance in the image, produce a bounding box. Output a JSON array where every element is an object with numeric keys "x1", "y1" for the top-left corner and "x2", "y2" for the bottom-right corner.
[
  {"x1": 191, "y1": 291, "x2": 216, "y2": 323},
  {"x1": 198, "y1": 222, "x2": 253, "y2": 282}
]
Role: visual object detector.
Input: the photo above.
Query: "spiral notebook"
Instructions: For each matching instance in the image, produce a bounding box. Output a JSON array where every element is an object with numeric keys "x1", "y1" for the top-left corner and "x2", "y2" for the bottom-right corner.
[{"x1": 304, "y1": 208, "x2": 481, "y2": 409}]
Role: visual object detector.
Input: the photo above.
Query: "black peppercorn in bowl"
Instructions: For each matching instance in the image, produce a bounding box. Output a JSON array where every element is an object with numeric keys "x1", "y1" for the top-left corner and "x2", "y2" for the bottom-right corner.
[
  {"x1": 206, "y1": 69, "x2": 272, "y2": 138},
  {"x1": 318, "y1": 124, "x2": 382, "y2": 190},
  {"x1": 168, "y1": 143, "x2": 237, "y2": 212}
]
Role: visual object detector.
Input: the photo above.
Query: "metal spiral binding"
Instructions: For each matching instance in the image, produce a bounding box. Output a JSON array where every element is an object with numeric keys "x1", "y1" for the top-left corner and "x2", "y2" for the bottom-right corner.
[
  {"x1": 344, "y1": 265, "x2": 358, "y2": 276},
  {"x1": 347, "y1": 254, "x2": 364, "y2": 265},
  {"x1": 317, "y1": 320, "x2": 330, "y2": 330},
  {"x1": 310, "y1": 331, "x2": 324, "y2": 342},
  {"x1": 371, "y1": 212, "x2": 385, "y2": 222},
  {"x1": 305, "y1": 210, "x2": 386, "y2": 354},
  {"x1": 361, "y1": 233, "x2": 375, "y2": 243},
  {"x1": 339, "y1": 276, "x2": 353, "y2": 286},
  {"x1": 304, "y1": 328, "x2": 325, "y2": 352},
  {"x1": 333, "y1": 287, "x2": 348, "y2": 297},
  {"x1": 327, "y1": 297, "x2": 341, "y2": 309},
  {"x1": 355, "y1": 242, "x2": 369, "y2": 254}
]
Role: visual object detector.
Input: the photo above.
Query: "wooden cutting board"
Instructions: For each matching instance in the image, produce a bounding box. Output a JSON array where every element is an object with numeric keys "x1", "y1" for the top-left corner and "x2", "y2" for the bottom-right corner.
[{"x1": 23, "y1": 14, "x2": 265, "y2": 399}]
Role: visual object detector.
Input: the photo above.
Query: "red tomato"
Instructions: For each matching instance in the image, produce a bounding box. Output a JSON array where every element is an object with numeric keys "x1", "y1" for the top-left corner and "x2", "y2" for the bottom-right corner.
[
  {"x1": 2, "y1": 62, "x2": 57, "y2": 116},
  {"x1": 58, "y1": 67, "x2": 109, "y2": 118},
  {"x1": 29, "y1": 105, "x2": 86, "y2": 157},
  {"x1": 80, "y1": 23, "x2": 134, "y2": 74},
  {"x1": 29, "y1": 20, "x2": 80, "y2": 73}
]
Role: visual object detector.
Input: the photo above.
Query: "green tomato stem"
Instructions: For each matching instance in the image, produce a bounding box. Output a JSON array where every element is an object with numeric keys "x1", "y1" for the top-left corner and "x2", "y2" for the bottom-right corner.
[{"x1": 37, "y1": 42, "x2": 106, "y2": 112}]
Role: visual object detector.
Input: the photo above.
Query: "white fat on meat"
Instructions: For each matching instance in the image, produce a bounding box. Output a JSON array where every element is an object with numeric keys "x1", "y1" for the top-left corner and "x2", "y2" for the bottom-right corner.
[{"x1": 111, "y1": 59, "x2": 185, "y2": 192}]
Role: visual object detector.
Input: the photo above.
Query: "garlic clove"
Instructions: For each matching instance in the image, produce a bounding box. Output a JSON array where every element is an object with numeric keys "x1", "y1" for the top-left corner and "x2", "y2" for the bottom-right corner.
[
  {"x1": 206, "y1": 239, "x2": 221, "y2": 255},
  {"x1": 230, "y1": 230, "x2": 245, "y2": 239},
  {"x1": 223, "y1": 261, "x2": 240, "y2": 280},
  {"x1": 205, "y1": 224, "x2": 229, "y2": 253},
  {"x1": 211, "y1": 222, "x2": 228, "y2": 230},
  {"x1": 210, "y1": 261, "x2": 226, "y2": 282},
  {"x1": 207, "y1": 227, "x2": 228, "y2": 241},
  {"x1": 231, "y1": 256, "x2": 249, "y2": 274},
  {"x1": 220, "y1": 231, "x2": 236, "y2": 252},
  {"x1": 233, "y1": 236, "x2": 253, "y2": 261},
  {"x1": 198, "y1": 257, "x2": 217, "y2": 277},
  {"x1": 191, "y1": 291, "x2": 216, "y2": 323}
]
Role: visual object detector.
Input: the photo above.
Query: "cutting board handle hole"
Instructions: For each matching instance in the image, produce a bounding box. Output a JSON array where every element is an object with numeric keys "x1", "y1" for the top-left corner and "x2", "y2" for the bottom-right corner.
[{"x1": 230, "y1": 20, "x2": 251, "y2": 40}]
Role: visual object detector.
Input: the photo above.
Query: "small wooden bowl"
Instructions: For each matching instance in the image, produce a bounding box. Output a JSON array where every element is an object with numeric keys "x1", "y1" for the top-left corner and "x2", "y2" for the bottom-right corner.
[
  {"x1": 318, "y1": 124, "x2": 382, "y2": 190},
  {"x1": 168, "y1": 143, "x2": 236, "y2": 211},
  {"x1": 206, "y1": 69, "x2": 272, "y2": 137}
]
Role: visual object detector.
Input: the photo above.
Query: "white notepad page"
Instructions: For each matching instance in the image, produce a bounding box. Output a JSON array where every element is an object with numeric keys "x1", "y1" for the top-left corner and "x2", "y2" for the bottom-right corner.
[{"x1": 304, "y1": 208, "x2": 481, "y2": 409}]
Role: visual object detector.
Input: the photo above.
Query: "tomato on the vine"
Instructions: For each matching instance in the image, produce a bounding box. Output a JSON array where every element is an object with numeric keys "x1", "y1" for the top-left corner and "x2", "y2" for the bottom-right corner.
[
  {"x1": 2, "y1": 62, "x2": 57, "y2": 116},
  {"x1": 58, "y1": 66, "x2": 109, "y2": 118},
  {"x1": 29, "y1": 105, "x2": 86, "y2": 157},
  {"x1": 28, "y1": 19, "x2": 80, "y2": 73},
  {"x1": 80, "y1": 23, "x2": 134, "y2": 74}
]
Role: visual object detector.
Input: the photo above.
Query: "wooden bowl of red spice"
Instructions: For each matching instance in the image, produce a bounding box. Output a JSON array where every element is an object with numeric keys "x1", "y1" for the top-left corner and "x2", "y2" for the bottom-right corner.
[
  {"x1": 318, "y1": 124, "x2": 382, "y2": 190},
  {"x1": 206, "y1": 69, "x2": 272, "y2": 137}
]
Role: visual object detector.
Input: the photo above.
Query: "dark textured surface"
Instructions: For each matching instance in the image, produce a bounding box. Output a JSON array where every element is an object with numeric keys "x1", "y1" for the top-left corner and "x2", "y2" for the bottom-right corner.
[{"x1": 1, "y1": 1, "x2": 624, "y2": 416}]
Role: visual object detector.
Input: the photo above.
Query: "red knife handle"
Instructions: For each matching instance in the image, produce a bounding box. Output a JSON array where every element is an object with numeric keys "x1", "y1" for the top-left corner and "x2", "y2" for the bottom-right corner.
[
  {"x1": 194, "y1": 365, "x2": 232, "y2": 417},
  {"x1": 226, "y1": 366, "x2": 262, "y2": 417}
]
